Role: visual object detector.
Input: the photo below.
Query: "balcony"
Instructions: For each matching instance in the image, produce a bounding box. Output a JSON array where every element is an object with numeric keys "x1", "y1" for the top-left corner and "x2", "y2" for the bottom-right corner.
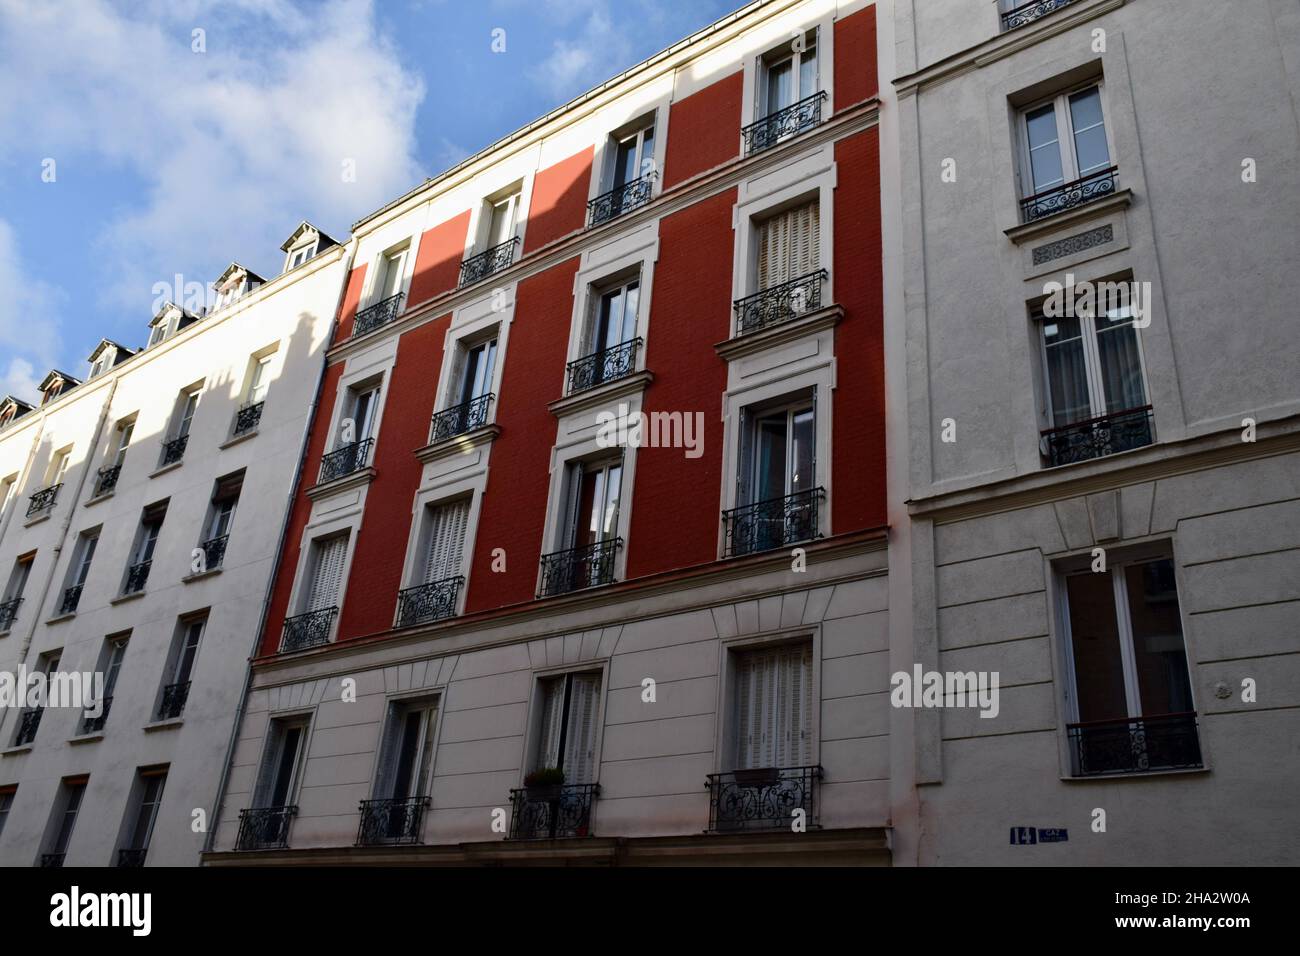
[
  {"x1": 117, "y1": 848, "x2": 148, "y2": 868},
  {"x1": 236, "y1": 806, "x2": 297, "y2": 851},
  {"x1": 723, "y1": 487, "x2": 824, "y2": 558},
  {"x1": 124, "y1": 560, "x2": 152, "y2": 595},
  {"x1": 742, "y1": 91, "x2": 827, "y2": 156},
  {"x1": 429, "y1": 393, "x2": 493, "y2": 445},
  {"x1": 734, "y1": 270, "x2": 827, "y2": 336},
  {"x1": 566, "y1": 338, "x2": 642, "y2": 395},
  {"x1": 1041, "y1": 404, "x2": 1153, "y2": 467},
  {"x1": 281, "y1": 606, "x2": 337, "y2": 652},
  {"x1": 160, "y1": 434, "x2": 188, "y2": 466},
  {"x1": 0, "y1": 597, "x2": 21, "y2": 632},
  {"x1": 396, "y1": 576, "x2": 464, "y2": 628},
  {"x1": 94, "y1": 465, "x2": 121, "y2": 497},
  {"x1": 1067, "y1": 712, "x2": 1202, "y2": 777},
  {"x1": 459, "y1": 237, "x2": 519, "y2": 288},
  {"x1": 356, "y1": 796, "x2": 431, "y2": 846},
  {"x1": 319, "y1": 437, "x2": 374, "y2": 484},
  {"x1": 157, "y1": 680, "x2": 191, "y2": 720},
  {"x1": 538, "y1": 538, "x2": 621, "y2": 598},
  {"x1": 26, "y1": 484, "x2": 60, "y2": 519},
  {"x1": 1001, "y1": 0, "x2": 1080, "y2": 32},
  {"x1": 232, "y1": 400, "x2": 263, "y2": 437},
  {"x1": 198, "y1": 534, "x2": 229, "y2": 572},
  {"x1": 59, "y1": 584, "x2": 83, "y2": 615},
  {"x1": 588, "y1": 171, "x2": 657, "y2": 227},
  {"x1": 79, "y1": 696, "x2": 112, "y2": 735},
  {"x1": 353, "y1": 292, "x2": 405, "y2": 338},
  {"x1": 1020, "y1": 165, "x2": 1118, "y2": 222},
  {"x1": 508, "y1": 783, "x2": 599, "y2": 840},
  {"x1": 706, "y1": 765, "x2": 823, "y2": 832},
  {"x1": 39, "y1": 853, "x2": 65, "y2": 868},
  {"x1": 15, "y1": 709, "x2": 42, "y2": 746}
]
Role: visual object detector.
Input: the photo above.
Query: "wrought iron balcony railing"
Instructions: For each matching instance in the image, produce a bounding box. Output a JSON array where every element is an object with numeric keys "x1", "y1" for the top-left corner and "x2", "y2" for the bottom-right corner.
[
  {"x1": 566, "y1": 338, "x2": 641, "y2": 395},
  {"x1": 723, "y1": 487, "x2": 824, "y2": 558},
  {"x1": 356, "y1": 796, "x2": 431, "y2": 846},
  {"x1": 319, "y1": 437, "x2": 374, "y2": 484},
  {"x1": 26, "y1": 484, "x2": 60, "y2": 518},
  {"x1": 59, "y1": 584, "x2": 83, "y2": 615},
  {"x1": 117, "y1": 848, "x2": 148, "y2": 868},
  {"x1": 40, "y1": 853, "x2": 65, "y2": 868},
  {"x1": 588, "y1": 172, "x2": 657, "y2": 227},
  {"x1": 508, "y1": 783, "x2": 599, "y2": 840},
  {"x1": 15, "y1": 709, "x2": 42, "y2": 746},
  {"x1": 281, "y1": 606, "x2": 337, "y2": 652},
  {"x1": 233, "y1": 400, "x2": 264, "y2": 437},
  {"x1": 396, "y1": 576, "x2": 464, "y2": 628},
  {"x1": 124, "y1": 560, "x2": 152, "y2": 595},
  {"x1": 1041, "y1": 404, "x2": 1153, "y2": 467},
  {"x1": 538, "y1": 538, "x2": 621, "y2": 598},
  {"x1": 79, "y1": 696, "x2": 113, "y2": 735},
  {"x1": 1067, "y1": 712, "x2": 1202, "y2": 777},
  {"x1": 161, "y1": 434, "x2": 189, "y2": 466},
  {"x1": 706, "y1": 765, "x2": 823, "y2": 832},
  {"x1": 353, "y1": 292, "x2": 405, "y2": 338},
  {"x1": 742, "y1": 91, "x2": 827, "y2": 156},
  {"x1": 1020, "y1": 165, "x2": 1118, "y2": 222},
  {"x1": 157, "y1": 680, "x2": 191, "y2": 720},
  {"x1": 429, "y1": 393, "x2": 493, "y2": 445},
  {"x1": 199, "y1": 534, "x2": 229, "y2": 572},
  {"x1": 236, "y1": 805, "x2": 297, "y2": 851},
  {"x1": 459, "y1": 237, "x2": 519, "y2": 288},
  {"x1": 1001, "y1": 0, "x2": 1079, "y2": 32},
  {"x1": 0, "y1": 597, "x2": 21, "y2": 632},
  {"x1": 734, "y1": 269, "x2": 827, "y2": 336},
  {"x1": 95, "y1": 465, "x2": 121, "y2": 497}
]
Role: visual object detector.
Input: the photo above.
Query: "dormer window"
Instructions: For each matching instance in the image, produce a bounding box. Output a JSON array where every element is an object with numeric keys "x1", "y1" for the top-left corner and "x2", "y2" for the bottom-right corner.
[{"x1": 286, "y1": 243, "x2": 316, "y2": 271}]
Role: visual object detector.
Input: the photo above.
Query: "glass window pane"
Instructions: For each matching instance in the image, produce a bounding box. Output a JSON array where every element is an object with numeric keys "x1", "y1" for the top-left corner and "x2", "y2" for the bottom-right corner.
[
  {"x1": 1026, "y1": 104, "x2": 1064, "y2": 192},
  {"x1": 1094, "y1": 320, "x2": 1146, "y2": 413},
  {"x1": 1069, "y1": 88, "x2": 1110, "y2": 174},
  {"x1": 1065, "y1": 572, "x2": 1128, "y2": 723},
  {"x1": 799, "y1": 46, "x2": 817, "y2": 98},
  {"x1": 755, "y1": 416, "x2": 788, "y2": 502},
  {"x1": 766, "y1": 59, "x2": 793, "y2": 113},
  {"x1": 1124, "y1": 559, "x2": 1193, "y2": 716},
  {"x1": 638, "y1": 127, "x2": 655, "y2": 177},
  {"x1": 790, "y1": 408, "x2": 814, "y2": 492},
  {"x1": 1043, "y1": 317, "x2": 1092, "y2": 425}
]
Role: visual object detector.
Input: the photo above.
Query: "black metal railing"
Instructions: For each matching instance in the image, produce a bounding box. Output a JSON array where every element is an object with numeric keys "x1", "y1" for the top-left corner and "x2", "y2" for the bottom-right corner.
[
  {"x1": 281, "y1": 606, "x2": 337, "y2": 652},
  {"x1": 459, "y1": 237, "x2": 519, "y2": 288},
  {"x1": 396, "y1": 576, "x2": 464, "y2": 628},
  {"x1": 706, "y1": 765, "x2": 822, "y2": 832},
  {"x1": 538, "y1": 539, "x2": 621, "y2": 598},
  {"x1": 157, "y1": 681, "x2": 191, "y2": 720},
  {"x1": 1001, "y1": 0, "x2": 1079, "y2": 31},
  {"x1": 319, "y1": 437, "x2": 374, "y2": 483},
  {"x1": 124, "y1": 560, "x2": 152, "y2": 595},
  {"x1": 59, "y1": 584, "x2": 83, "y2": 615},
  {"x1": 79, "y1": 696, "x2": 113, "y2": 735},
  {"x1": 588, "y1": 172, "x2": 657, "y2": 227},
  {"x1": 734, "y1": 270, "x2": 827, "y2": 336},
  {"x1": 15, "y1": 709, "x2": 42, "y2": 746},
  {"x1": 1041, "y1": 404, "x2": 1153, "y2": 467},
  {"x1": 0, "y1": 597, "x2": 21, "y2": 632},
  {"x1": 429, "y1": 393, "x2": 493, "y2": 444},
  {"x1": 40, "y1": 853, "x2": 65, "y2": 868},
  {"x1": 1021, "y1": 165, "x2": 1118, "y2": 222},
  {"x1": 161, "y1": 434, "x2": 189, "y2": 466},
  {"x1": 233, "y1": 400, "x2": 264, "y2": 437},
  {"x1": 356, "y1": 796, "x2": 431, "y2": 846},
  {"x1": 26, "y1": 484, "x2": 60, "y2": 518},
  {"x1": 508, "y1": 783, "x2": 600, "y2": 840},
  {"x1": 95, "y1": 465, "x2": 122, "y2": 497},
  {"x1": 353, "y1": 292, "x2": 405, "y2": 337},
  {"x1": 1068, "y1": 712, "x2": 1202, "y2": 777},
  {"x1": 236, "y1": 806, "x2": 297, "y2": 851},
  {"x1": 566, "y1": 338, "x2": 642, "y2": 395},
  {"x1": 117, "y1": 848, "x2": 148, "y2": 868},
  {"x1": 199, "y1": 534, "x2": 229, "y2": 572},
  {"x1": 723, "y1": 487, "x2": 824, "y2": 558},
  {"x1": 742, "y1": 91, "x2": 827, "y2": 155}
]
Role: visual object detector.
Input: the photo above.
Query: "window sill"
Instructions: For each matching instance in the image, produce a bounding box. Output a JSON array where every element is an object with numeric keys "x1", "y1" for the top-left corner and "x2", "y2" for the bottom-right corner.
[
  {"x1": 144, "y1": 717, "x2": 184, "y2": 733},
  {"x1": 24, "y1": 512, "x2": 53, "y2": 528},
  {"x1": 1004, "y1": 189, "x2": 1132, "y2": 245},
  {"x1": 306, "y1": 466, "x2": 376, "y2": 501},
  {"x1": 45, "y1": 612, "x2": 75, "y2": 625},
  {"x1": 110, "y1": 591, "x2": 147, "y2": 606},
  {"x1": 1062, "y1": 765, "x2": 1209, "y2": 783},
  {"x1": 182, "y1": 567, "x2": 223, "y2": 584},
  {"x1": 68, "y1": 732, "x2": 105, "y2": 746},
  {"x1": 414, "y1": 423, "x2": 501, "y2": 466},
  {"x1": 220, "y1": 429, "x2": 259, "y2": 450},
  {"x1": 715, "y1": 303, "x2": 842, "y2": 362},
  {"x1": 149, "y1": 460, "x2": 183, "y2": 479},
  {"x1": 0, "y1": 744, "x2": 33, "y2": 757},
  {"x1": 547, "y1": 370, "x2": 654, "y2": 419},
  {"x1": 84, "y1": 490, "x2": 115, "y2": 508}
]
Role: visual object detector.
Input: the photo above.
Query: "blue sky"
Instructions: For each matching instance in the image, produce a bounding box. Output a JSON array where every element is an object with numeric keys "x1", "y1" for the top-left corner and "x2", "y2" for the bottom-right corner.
[{"x1": 0, "y1": 0, "x2": 742, "y2": 399}]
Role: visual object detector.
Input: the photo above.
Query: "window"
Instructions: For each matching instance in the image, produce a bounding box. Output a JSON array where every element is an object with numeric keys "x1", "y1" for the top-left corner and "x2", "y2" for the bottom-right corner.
[
  {"x1": 1019, "y1": 83, "x2": 1115, "y2": 220},
  {"x1": 81, "y1": 633, "x2": 128, "y2": 734},
  {"x1": 60, "y1": 531, "x2": 98, "y2": 614},
  {"x1": 362, "y1": 698, "x2": 438, "y2": 844},
  {"x1": 95, "y1": 419, "x2": 133, "y2": 495},
  {"x1": 198, "y1": 472, "x2": 242, "y2": 571},
  {"x1": 484, "y1": 191, "x2": 521, "y2": 250},
  {"x1": 343, "y1": 382, "x2": 380, "y2": 445},
  {"x1": 322, "y1": 383, "x2": 379, "y2": 482},
  {"x1": 1, "y1": 554, "x2": 32, "y2": 633},
  {"x1": 610, "y1": 124, "x2": 655, "y2": 191},
  {"x1": 40, "y1": 777, "x2": 85, "y2": 867},
  {"x1": 761, "y1": 31, "x2": 818, "y2": 117},
  {"x1": 432, "y1": 337, "x2": 497, "y2": 441},
  {"x1": 163, "y1": 387, "x2": 200, "y2": 466},
  {"x1": 374, "y1": 246, "x2": 408, "y2": 303},
  {"x1": 286, "y1": 243, "x2": 315, "y2": 270},
  {"x1": 117, "y1": 768, "x2": 167, "y2": 867},
  {"x1": 726, "y1": 395, "x2": 822, "y2": 557},
  {"x1": 534, "y1": 672, "x2": 602, "y2": 784},
  {"x1": 15, "y1": 652, "x2": 59, "y2": 746},
  {"x1": 247, "y1": 354, "x2": 273, "y2": 406},
  {"x1": 540, "y1": 458, "x2": 623, "y2": 596},
  {"x1": 398, "y1": 499, "x2": 470, "y2": 627},
  {"x1": 755, "y1": 200, "x2": 820, "y2": 293},
  {"x1": 45, "y1": 447, "x2": 71, "y2": 490},
  {"x1": 457, "y1": 338, "x2": 497, "y2": 408},
  {"x1": 0, "y1": 786, "x2": 15, "y2": 841},
  {"x1": 1, "y1": 475, "x2": 17, "y2": 520},
  {"x1": 124, "y1": 502, "x2": 166, "y2": 595},
  {"x1": 158, "y1": 615, "x2": 204, "y2": 720},
  {"x1": 569, "y1": 278, "x2": 640, "y2": 394},
  {"x1": 89, "y1": 356, "x2": 106, "y2": 379},
  {"x1": 284, "y1": 533, "x2": 347, "y2": 649},
  {"x1": 590, "y1": 120, "x2": 657, "y2": 225},
  {"x1": 1061, "y1": 554, "x2": 1201, "y2": 776},
  {"x1": 240, "y1": 718, "x2": 307, "y2": 850},
  {"x1": 732, "y1": 643, "x2": 814, "y2": 770}
]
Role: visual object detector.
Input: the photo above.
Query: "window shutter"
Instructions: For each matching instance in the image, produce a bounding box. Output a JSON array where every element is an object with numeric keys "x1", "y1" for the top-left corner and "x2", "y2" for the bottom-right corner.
[
  {"x1": 374, "y1": 703, "x2": 406, "y2": 798},
  {"x1": 756, "y1": 201, "x2": 818, "y2": 292},
  {"x1": 536, "y1": 678, "x2": 565, "y2": 769},
  {"x1": 562, "y1": 674, "x2": 601, "y2": 784},
  {"x1": 448, "y1": 346, "x2": 469, "y2": 407},
  {"x1": 736, "y1": 407, "x2": 752, "y2": 505},
  {"x1": 308, "y1": 535, "x2": 347, "y2": 610},
  {"x1": 424, "y1": 499, "x2": 470, "y2": 583},
  {"x1": 735, "y1": 644, "x2": 812, "y2": 769}
]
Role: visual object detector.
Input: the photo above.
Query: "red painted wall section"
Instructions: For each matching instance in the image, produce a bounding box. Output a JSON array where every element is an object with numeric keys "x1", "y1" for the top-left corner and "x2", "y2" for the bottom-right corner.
[
  {"x1": 338, "y1": 316, "x2": 450, "y2": 640},
  {"x1": 626, "y1": 188, "x2": 736, "y2": 578},
  {"x1": 334, "y1": 264, "x2": 368, "y2": 341},
  {"x1": 663, "y1": 70, "x2": 743, "y2": 189},
  {"x1": 833, "y1": 5, "x2": 879, "y2": 111},
  {"x1": 465, "y1": 259, "x2": 579, "y2": 611},
  {"x1": 408, "y1": 211, "x2": 471, "y2": 308},
  {"x1": 524, "y1": 148, "x2": 594, "y2": 254},
  {"x1": 259, "y1": 362, "x2": 344, "y2": 657},
  {"x1": 832, "y1": 127, "x2": 886, "y2": 532}
]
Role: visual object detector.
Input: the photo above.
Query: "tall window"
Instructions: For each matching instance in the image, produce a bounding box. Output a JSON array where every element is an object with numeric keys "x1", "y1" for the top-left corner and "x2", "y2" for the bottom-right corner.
[
  {"x1": 733, "y1": 643, "x2": 814, "y2": 770},
  {"x1": 158, "y1": 615, "x2": 204, "y2": 720},
  {"x1": 304, "y1": 534, "x2": 348, "y2": 613},
  {"x1": 47, "y1": 447, "x2": 72, "y2": 488},
  {"x1": 755, "y1": 200, "x2": 820, "y2": 292},
  {"x1": 108, "y1": 419, "x2": 134, "y2": 469},
  {"x1": 118, "y1": 769, "x2": 167, "y2": 867},
  {"x1": 741, "y1": 400, "x2": 815, "y2": 506},
  {"x1": 0, "y1": 786, "x2": 15, "y2": 840},
  {"x1": 247, "y1": 354, "x2": 273, "y2": 406},
  {"x1": 1, "y1": 475, "x2": 17, "y2": 519},
  {"x1": 484, "y1": 191, "x2": 521, "y2": 250},
  {"x1": 61, "y1": 530, "x2": 98, "y2": 613},
  {"x1": 41, "y1": 777, "x2": 86, "y2": 867},
  {"x1": 199, "y1": 472, "x2": 242, "y2": 572},
  {"x1": 374, "y1": 698, "x2": 438, "y2": 805},
  {"x1": 375, "y1": 246, "x2": 408, "y2": 301},
  {"x1": 456, "y1": 338, "x2": 497, "y2": 407},
  {"x1": 15, "y1": 652, "x2": 59, "y2": 745},
  {"x1": 124, "y1": 503, "x2": 166, "y2": 594},
  {"x1": 1, "y1": 555, "x2": 32, "y2": 632},
  {"x1": 610, "y1": 122, "x2": 655, "y2": 189},
  {"x1": 589, "y1": 280, "x2": 639, "y2": 356},
  {"x1": 761, "y1": 31, "x2": 817, "y2": 116},
  {"x1": 343, "y1": 382, "x2": 380, "y2": 445},
  {"x1": 563, "y1": 458, "x2": 622, "y2": 551},
  {"x1": 534, "y1": 672, "x2": 602, "y2": 784},
  {"x1": 1019, "y1": 84, "x2": 1113, "y2": 218},
  {"x1": 255, "y1": 719, "x2": 308, "y2": 809},
  {"x1": 421, "y1": 499, "x2": 469, "y2": 585},
  {"x1": 174, "y1": 389, "x2": 199, "y2": 439},
  {"x1": 82, "y1": 634, "x2": 128, "y2": 733}
]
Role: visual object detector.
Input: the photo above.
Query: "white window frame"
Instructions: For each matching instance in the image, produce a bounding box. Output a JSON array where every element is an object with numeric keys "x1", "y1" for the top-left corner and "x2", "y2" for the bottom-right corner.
[
  {"x1": 371, "y1": 693, "x2": 442, "y2": 804},
  {"x1": 602, "y1": 114, "x2": 658, "y2": 193},
  {"x1": 253, "y1": 713, "x2": 313, "y2": 809},
  {"x1": 563, "y1": 227, "x2": 657, "y2": 375},
  {"x1": 1017, "y1": 80, "x2": 1116, "y2": 201},
  {"x1": 757, "y1": 28, "x2": 820, "y2": 119},
  {"x1": 523, "y1": 662, "x2": 610, "y2": 787}
]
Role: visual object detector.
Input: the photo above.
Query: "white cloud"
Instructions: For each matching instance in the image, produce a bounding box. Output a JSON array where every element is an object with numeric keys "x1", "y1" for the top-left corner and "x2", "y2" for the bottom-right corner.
[
  {"x1": 528, "y1": 1, "x2": 634, "y2": 103},
  {"x1": 0, "y1": 218, "x2": 63, "y2": 401}
]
